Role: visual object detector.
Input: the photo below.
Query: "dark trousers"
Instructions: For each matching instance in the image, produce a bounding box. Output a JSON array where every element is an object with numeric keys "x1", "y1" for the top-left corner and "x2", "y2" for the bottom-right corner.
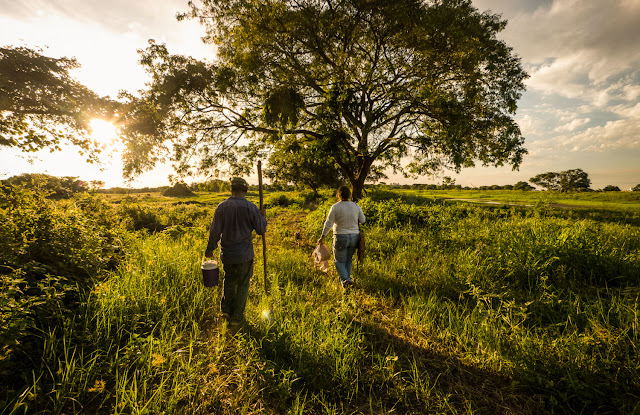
[{"x1": 221, "y1": 260, "x2": 253, "y2": 323}]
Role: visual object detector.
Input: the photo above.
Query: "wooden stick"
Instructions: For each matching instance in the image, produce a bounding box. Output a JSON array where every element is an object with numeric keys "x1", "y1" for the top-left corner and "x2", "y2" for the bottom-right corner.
[{"x1": 258, "y1": 160, "x2": 268, "y2": 295}]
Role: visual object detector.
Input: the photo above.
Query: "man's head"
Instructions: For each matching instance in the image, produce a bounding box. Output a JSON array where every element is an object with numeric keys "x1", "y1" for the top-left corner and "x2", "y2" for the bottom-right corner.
[
  {"x1": 337, "y1": 185, "x2": 351, "y2": 201},
  {"x1": 230, "y1": 177, "x2": 249, "y2": 195}
]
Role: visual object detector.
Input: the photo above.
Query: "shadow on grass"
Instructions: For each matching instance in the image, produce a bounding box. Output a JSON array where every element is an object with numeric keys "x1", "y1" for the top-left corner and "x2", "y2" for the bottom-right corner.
[
  {"x1": 352, "y1": 318, "x2": 547, "y2": 415},
  {"x1": 353, "y1": 272, "x2": 638, "y2": 414},
  {"x1": 239, "y1": 317, "x2": 547, "y2": 415}
]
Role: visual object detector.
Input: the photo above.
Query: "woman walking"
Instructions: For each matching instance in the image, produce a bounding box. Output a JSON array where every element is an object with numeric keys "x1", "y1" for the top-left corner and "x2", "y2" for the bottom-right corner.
[{"x1": 317, "y1": 186, "x2": 366, "y2": 288}]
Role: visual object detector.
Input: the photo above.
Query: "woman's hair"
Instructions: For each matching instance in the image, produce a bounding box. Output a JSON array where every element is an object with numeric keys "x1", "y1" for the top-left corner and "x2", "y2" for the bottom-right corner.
[{"x1": 337, "y1": 185, "x2": 351, "y2": 201}]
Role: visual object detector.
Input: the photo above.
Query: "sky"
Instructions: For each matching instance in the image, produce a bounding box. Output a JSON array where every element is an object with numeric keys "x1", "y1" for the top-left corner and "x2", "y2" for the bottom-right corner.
[{"x1": 1, "y1": 0, "x2": 639, "y2": 190}]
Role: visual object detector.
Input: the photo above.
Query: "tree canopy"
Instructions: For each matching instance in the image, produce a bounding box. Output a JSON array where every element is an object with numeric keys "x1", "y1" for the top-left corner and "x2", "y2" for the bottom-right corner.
[
  {"x1": 122, "y1": 0, "x2": 528, "y2": 198},
  {"x1": 601, "y1": 185, "x2": 620, "y2": 192},
  {"x1": 1, "y1": 173, "x2": 88, "y2": 198},
  {"x1": 513, "y1": 181, "x2": 535, "y2": 191},
  {"x1": 0, "y1": 46, "x2": 116, "y2": 156},
  {"x1": 265, "y1": 138, "x2": 346, "y2": 193},
  {"x1": 530, "y1": 169, "x2": 591, "y2": 192}
]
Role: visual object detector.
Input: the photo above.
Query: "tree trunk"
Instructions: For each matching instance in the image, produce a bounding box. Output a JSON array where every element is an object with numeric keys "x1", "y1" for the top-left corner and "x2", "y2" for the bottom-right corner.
[
  {"x1": 351, "y1": 182, "x2": 365, "y2": 202},
  {"x1": 330, "y1": 135, "x2": 372, "y2": 202},
  {"x1": 350, "y1": 155, "x2": 372, "y2": 202}
]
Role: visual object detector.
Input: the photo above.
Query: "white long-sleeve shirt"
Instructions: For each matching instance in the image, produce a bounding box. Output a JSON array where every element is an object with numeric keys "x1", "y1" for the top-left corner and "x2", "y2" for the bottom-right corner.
[{"x1": 321, "y1": 201, "x2": 366, "y2": 237}]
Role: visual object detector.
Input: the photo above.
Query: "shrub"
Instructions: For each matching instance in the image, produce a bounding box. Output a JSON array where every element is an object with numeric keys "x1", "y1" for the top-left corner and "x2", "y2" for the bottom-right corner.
[
  {"x1": 162, "y1": 182, "x2": 195, "y2": 197},
  {"x1": 266, "y1": 193, "x2": 292, "y2": 207},
  {"x1": 119, "y1": 204, "x2": 166, "y2": 232},
  {"x1": 0, "y1": 186, "x2": 128, "y2": 393}
]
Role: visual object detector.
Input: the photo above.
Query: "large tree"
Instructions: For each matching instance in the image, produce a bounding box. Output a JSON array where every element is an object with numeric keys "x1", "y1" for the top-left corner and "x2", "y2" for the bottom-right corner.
[
  {"x1": 513, "y1": 180, "x2": 535, "y2": 191},
  {"x1": 0, "y1": 46, "x2": 116, "y2": 156},
  {"x1": 122, "y1": 0, "x2": 528, "y2": 199},
  {"x1": 530, "y1": 169, "x2": 591, "y2": 192}
]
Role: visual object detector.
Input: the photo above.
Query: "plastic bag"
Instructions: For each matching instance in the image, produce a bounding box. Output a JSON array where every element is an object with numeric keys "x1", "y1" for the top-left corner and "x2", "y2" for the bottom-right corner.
[{"x1": 313, "y1": 242, "x2": 331, "y2": 272}]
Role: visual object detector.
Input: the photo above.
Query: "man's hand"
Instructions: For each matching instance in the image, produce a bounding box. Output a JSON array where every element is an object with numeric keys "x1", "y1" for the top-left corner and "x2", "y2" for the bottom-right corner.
[{"x1": 204, "y1": 250, "x2": 214, "y2": 258}]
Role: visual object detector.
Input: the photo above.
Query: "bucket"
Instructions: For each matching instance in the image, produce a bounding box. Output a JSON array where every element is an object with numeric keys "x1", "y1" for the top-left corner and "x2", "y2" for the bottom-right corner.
[{"x1": 202, "y1": 260, "x2": 219, "y2": 287}]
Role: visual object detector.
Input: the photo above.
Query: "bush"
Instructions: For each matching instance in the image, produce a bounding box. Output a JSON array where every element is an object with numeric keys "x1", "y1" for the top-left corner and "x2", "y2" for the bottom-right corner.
[
  {"x1": 0, "y1": 186, "x2": 128, "y2": 394},
  {"x1": 2, "y1": 173, "x2": 88, "y2": 199},
  {"x1": 162, "y1": 182, "x2": 195, "y2": 197},
  {"x1": 119, "y1": 204, "x2": 166, "y2": 232},
  {"x1": 266, "y1": 193, "x2": 293, "y2": 207}
]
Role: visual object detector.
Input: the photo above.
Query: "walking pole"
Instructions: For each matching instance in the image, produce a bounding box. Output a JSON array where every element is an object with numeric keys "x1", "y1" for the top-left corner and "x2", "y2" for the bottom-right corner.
[{"x1": 258, "y1": 160, "x2": 269, "y2": 295}]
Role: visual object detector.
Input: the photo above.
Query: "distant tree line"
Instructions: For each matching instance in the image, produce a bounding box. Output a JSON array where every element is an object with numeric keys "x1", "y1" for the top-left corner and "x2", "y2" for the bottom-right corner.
[
  {"x1": 0, "y1": 174, "x2": 173, "y2": 197},
  {"x1": 377, "y1": 181, "x2": 535, "y2": 191},
  {"x1": 3, "y1": 172, "x2": 638, "y2": 196}
]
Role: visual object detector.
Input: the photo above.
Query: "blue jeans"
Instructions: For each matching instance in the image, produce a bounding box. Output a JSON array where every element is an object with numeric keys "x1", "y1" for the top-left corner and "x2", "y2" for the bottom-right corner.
[
  {"x1": 333, "y1": 234, "x2": 359, "y2": 283},
  {"x1": 221, "y1": 260, "x2": 253, "y2": 323}
]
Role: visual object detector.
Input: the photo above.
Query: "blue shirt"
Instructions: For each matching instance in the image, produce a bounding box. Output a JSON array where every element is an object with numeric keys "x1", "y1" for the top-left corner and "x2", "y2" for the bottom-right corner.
[{"x1": 206, "y1": 196, "x2": 267, "y2": 264}]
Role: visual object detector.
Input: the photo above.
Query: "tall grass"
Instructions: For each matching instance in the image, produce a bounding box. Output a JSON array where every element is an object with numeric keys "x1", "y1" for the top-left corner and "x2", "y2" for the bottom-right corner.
[
  {"x1": 342, "y1": 197, "x2": 640, "y2": 413},
  {"x1": 3, "y1": 189, "x2": 640, "y2": 414}
]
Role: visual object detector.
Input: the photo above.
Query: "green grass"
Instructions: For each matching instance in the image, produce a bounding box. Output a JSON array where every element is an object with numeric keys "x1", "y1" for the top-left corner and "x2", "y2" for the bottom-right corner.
[
  {"x1": 2, "y1": 188, "x2": 640, "y2": 414},
  {"x1": 386, "y1": 188, "x2": 640, "y2": 210}
]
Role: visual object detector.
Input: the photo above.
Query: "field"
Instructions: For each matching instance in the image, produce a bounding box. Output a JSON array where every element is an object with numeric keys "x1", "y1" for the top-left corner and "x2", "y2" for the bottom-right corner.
[{"x1": 2, "y1": 187, "x2": 640, "y2": 414}]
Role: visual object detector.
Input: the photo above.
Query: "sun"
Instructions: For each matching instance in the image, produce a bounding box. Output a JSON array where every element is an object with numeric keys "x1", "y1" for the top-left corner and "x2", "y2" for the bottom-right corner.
[{"x1": 89, "y1": 119, "x2": 118, "y2": 143}]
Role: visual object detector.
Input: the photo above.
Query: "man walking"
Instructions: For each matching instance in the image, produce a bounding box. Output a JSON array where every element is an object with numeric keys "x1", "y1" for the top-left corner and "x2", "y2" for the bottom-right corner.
[{"x1": 205, "y1": 177, "x2": 267, "y2": 326}]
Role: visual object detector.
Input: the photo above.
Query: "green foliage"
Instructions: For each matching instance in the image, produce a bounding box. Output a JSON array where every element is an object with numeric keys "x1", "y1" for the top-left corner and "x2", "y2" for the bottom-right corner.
[
  {"x1": 265, "y1": 137, "x2": 345, "y2": 192},
  {"x1": 4, "y1": 189, "x2": 640, "y2": 414},
  {"x1": 633, "y1": 184, "x2": 640, "y2": 191},
  {"x1": 0, "y1": 187, "x2": 129, "y2": 404},
  {"x1": 161, "y1": 182, "x2": 195, "y2": 197},
  {"x1": 531, "y1": 168, "x2": 591, "y2": 192},
  {"x1": 193, "y1": 178, "x2": 229, "y2": 192},
  {"x1": 119, "y1": 203, "x2": 165, "y2": 232},
  {"x1": 0, "y1": 187, "x2": 123, "y2": 282},
  {"x1": 602, "y1": 184, "x2": 621, "y2": 191},
  {"x1": 126, "y1": 0, "x2": 527, "y2": 199},
  {"x1": 513, "y1": 180, "x2": 535, "y2": 191},
  {"x1": 265, "y1": 191, "x2": 323, "y2": 209},
  {"x1": 2, "y1": 173, "x2": 89, "y2": 199},
  {"x1": 0, "y1": 45, "x2": 117, "y2": 155},
  {"x1": 117, "y1": 200, "x2": 210, "y2": 233},
  {"x1": 266, "y1": 193, "x2": 294, "y2": 208},
  {"x1": 262, "y1": 87, "x2": 305, "y2": 130}
]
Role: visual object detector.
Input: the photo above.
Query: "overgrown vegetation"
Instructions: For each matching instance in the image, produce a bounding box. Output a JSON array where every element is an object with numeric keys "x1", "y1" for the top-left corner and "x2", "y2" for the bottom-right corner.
[{"x1": 2, "y1": 187, "x2": 639, "y2": 414}]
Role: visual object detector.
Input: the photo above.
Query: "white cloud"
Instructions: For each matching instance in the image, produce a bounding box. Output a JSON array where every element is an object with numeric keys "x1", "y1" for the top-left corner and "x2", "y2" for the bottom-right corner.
[
  {"x1": 479, "y1": 0, "x2": 640, "y2": 112},
  {"x1": 622, "y1": 84, "x2": 640, "y2": 102},
  {"x1": 526, "y1": 54, "x2": 589, "y2": 99},
  {"x1": 516, "y1": 114, "x2": 539, "y2": 136},
  {"x1": 554, "y1": 117, "x2": 591, "y2": 133},
  {"x1": 558, "y1": 117, "x2": 640, "y2": 151},
  {"x1": 610, "y1": 102, "x2": 640, "y2": 118}
]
